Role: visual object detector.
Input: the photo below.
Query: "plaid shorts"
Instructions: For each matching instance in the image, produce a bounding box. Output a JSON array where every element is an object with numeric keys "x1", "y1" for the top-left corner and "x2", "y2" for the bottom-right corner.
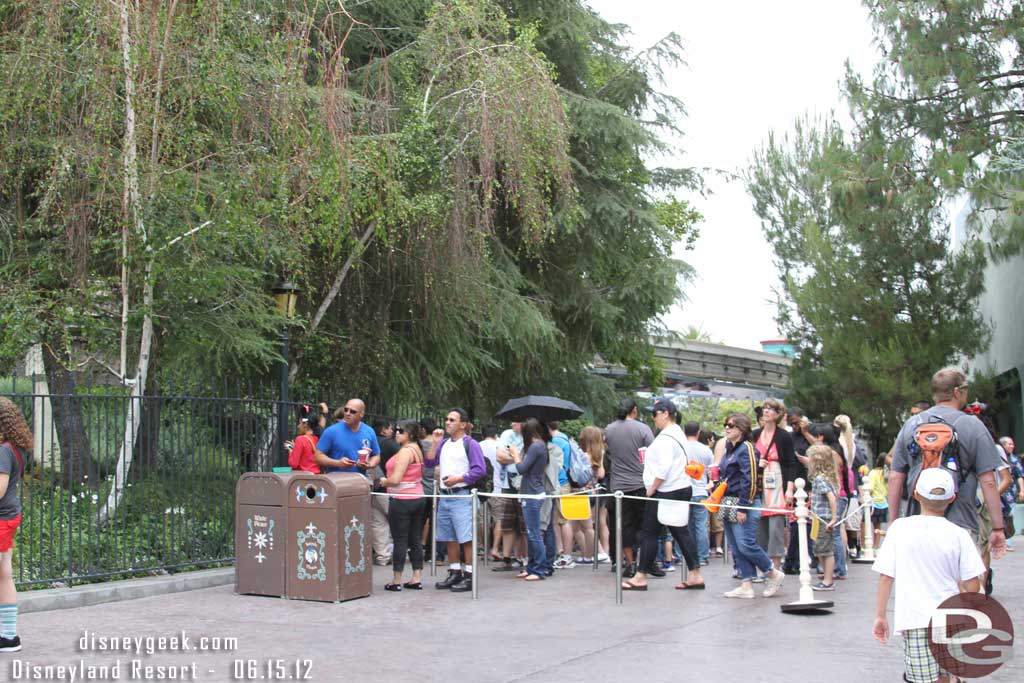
[{"x1": 902, "y1": 628, "x2": 946, "y2": 683}]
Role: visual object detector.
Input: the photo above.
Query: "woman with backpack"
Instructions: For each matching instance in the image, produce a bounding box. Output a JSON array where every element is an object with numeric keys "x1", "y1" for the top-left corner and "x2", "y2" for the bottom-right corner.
[
  {"x1": 0, "y1": 397, "x2": 30, "y2": 652},
  {"x1": 579, "y1": 425, "x2": 611, "y2": 563}
]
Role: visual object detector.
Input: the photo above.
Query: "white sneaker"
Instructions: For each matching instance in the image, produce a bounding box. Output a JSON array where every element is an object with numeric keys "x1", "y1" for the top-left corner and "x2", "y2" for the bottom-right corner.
[
  {"x1": 597, "y1": 552, "x2": 611, "y2": 564},
  {"x1": 554, "y1": 554, "x2": 576, "y2": 569},
  {"x1": 763, "y1": 569, "x2": 785, "y2": 598},
  {"x1": 723, "y1": 585, "x2": 755, "y2": 599},
  {"x1": 663, "y1": 562, "x2": 676, "y2": 572}
]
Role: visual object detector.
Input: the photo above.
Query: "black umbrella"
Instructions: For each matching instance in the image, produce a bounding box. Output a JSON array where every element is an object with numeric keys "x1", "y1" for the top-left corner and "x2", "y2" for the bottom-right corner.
[{"x1": 494, "y1": 395, "x2": 584, "y2": 423}]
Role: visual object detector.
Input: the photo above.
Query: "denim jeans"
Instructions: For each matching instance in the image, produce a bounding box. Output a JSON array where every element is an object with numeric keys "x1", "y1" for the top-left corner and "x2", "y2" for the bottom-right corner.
[
  {"x1": 542, "y1": 513, "x2": 557, "y2": 572},
  {"x1": 723, "y1": 498, "x2": 773, "y2": 580},
  {"x1": 833, "y1": 496, "x2": 848, "y2": 577},
  {"x1": 521, "y1": 499, "x2": 546, "y2": 577},
  {"x1": 689, "y1": 495, "x2": 710, "y2": 562}
]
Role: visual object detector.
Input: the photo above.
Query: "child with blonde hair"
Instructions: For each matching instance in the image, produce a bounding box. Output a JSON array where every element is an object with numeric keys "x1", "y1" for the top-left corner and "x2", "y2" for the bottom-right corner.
[{"x1": 808, "y1": 444, "x2": 839, "y2": 591}]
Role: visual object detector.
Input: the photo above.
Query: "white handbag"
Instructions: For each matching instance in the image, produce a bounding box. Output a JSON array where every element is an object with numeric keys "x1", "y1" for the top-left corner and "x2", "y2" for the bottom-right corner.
[{"x1": 657, "y1": 499, "x2": 690, "y2": 527}]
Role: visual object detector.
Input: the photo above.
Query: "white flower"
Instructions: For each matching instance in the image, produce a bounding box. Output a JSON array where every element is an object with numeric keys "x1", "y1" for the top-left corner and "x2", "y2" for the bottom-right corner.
[
  {"x1": 71, "y1": 495, "x2": 78, "y2": 504},
  {"x1": 91, "y1": 494, "x2": 98, "y2": 504}
]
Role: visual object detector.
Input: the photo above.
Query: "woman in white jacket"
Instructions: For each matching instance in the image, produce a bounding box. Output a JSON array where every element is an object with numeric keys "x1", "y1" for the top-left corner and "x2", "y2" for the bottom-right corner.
[{"x1": 622, "y1": 398, "x2": 705, "y2": 591}]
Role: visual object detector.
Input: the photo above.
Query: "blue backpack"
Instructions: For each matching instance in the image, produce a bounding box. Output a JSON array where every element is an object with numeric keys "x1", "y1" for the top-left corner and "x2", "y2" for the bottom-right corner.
[{"x1": 565, "y1": 437, "x2": 594, "y2": 489}]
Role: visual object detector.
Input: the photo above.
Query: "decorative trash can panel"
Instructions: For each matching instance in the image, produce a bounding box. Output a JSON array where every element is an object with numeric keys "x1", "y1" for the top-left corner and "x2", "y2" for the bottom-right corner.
[{"x1": 235, "y1": 472, "x2": 295, "y2": 597}]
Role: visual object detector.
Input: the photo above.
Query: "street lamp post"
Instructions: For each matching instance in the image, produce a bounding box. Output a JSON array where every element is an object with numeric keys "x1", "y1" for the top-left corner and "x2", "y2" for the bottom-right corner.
[{"x1": 272, "y1": 279, "x2": 298, "y2": 469}]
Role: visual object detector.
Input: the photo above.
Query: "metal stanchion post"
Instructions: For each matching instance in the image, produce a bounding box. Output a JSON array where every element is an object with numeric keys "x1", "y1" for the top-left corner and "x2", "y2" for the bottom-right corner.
[
  {"x1": 853, "y1": 481, "x2": 876, "y2": 564},
  {"x1": 615, "y1": 491, "x2": 623, "y2": 605},
  {"x1": 782, "y1": 478, "x2": 833, "y2": 613},
  {"x1": 483, "y1": 495, "x2": 490, "y2": 568},
  {"x1": 431, "y1": 492, "x2": 438, "y2": 577},
  {"x1": 592, "y1": 490, "x2": 598, "y2": 573},
  {"x1": 471, "y1": 489, "x2": 479, "y2": 600}
]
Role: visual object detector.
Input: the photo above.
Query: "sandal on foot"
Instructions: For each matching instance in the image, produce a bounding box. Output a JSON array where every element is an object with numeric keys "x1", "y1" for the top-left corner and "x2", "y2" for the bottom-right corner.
[
  {"x1": 524, "y1": 574, "x2": 544, "y2": 581},
  {"x1": 402, "y1": 582, "x2": 422, "y2": 590},
  {"x1": 384, "y1": 583, "x2": 402, "y2": 592},
  {"x1": 675, "y1": 582, "x2": 706, "y2": 590},
  {"x1": 621, "y1": 582, "x2": 648, "y2": 591}
]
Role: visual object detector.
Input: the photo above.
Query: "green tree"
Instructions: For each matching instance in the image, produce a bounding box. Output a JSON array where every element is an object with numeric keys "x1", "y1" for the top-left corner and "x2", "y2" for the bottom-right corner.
[
  {"x1": 748, "y1": 117, "x2": 990, "y2": 446},
  {"x1": 846, "y1": 0, "x2": 1024, "y2": 254}
]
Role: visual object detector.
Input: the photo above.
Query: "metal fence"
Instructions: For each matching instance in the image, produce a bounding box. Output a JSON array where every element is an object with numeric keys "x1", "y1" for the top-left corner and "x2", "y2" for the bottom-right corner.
[
  {"x1": 1, "y1": 368, "x2": 459, "y2": 589},
  {"x1": 1, "y1": 372, "x2": 312, "y2": 589}
]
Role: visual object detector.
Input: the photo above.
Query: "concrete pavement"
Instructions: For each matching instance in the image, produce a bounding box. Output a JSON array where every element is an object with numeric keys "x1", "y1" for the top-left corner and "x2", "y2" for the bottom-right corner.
[{"x1": 13, "y1": 551, "x2": 1024, "y2": 682}]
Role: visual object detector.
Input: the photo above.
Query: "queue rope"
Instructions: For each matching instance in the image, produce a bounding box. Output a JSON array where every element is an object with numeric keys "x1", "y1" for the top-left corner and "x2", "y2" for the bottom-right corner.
[{"x1": 368, "y1": 487, "x2": 869, "y2": 519}]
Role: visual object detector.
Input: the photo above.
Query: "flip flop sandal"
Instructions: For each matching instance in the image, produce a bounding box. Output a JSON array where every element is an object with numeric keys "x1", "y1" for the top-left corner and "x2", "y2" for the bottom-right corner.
[
  {"x1": 402, "y1": 582, "x2": 423, "y2": 590},
  {"x1": 517, "y1": 571, "x2": 530, "y2": 578},
  {"x1": 675, "y1": 583, "x2": 706, "y2": 590},
  {"x1": 384, "y1": 583, "x2": 402, "y2": 592},
  {"x1": 524, "y1": 574, "x2": 544, "y2": 581},
  {"x1": 621, "y1": 582, "x2": 648, "y2": 591}
]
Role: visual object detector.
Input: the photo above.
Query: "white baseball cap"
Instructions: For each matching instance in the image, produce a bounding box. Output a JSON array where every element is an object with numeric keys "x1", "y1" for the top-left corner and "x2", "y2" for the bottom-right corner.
[{"x1": 915, "y1": 468, "x2": 956, "y2": 501}]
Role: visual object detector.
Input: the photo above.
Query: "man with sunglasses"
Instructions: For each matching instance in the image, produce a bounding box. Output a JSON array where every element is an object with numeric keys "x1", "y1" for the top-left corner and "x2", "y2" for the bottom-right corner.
[
  {"x1": 887, "y1": 368, "x2": 1007, "y2": 571},
  {"x1": 314, "y1": 398, "x2": 391, "y2": 563},
  {"x1": 429, "y1": 408, "x2": 487, "y2": 593}
]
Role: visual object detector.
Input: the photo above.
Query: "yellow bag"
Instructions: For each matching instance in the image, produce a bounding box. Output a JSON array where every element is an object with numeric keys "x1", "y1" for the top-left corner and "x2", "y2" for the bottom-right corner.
[{"x1": 559, "y1": 494, "x2": 591, "y2": 521}]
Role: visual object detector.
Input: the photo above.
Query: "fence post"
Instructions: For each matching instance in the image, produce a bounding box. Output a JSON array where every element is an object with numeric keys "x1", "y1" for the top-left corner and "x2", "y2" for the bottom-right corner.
[
  {"x1": 615, "y1": 491, "x2": 623, "y2": 605},
  {"x1": 781, "y1": 478, "x2": 833, "y2": 613},
  {"x1": 852, "y1": 481, "x2": 876, "y2": 564},
  {"x1": 471, "y1": 489, "x2": 479, "y2": 600}
]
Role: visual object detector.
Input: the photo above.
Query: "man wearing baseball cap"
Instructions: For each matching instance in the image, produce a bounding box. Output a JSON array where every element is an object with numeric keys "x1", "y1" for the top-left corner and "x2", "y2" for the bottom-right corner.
[{"x1": 871, "y1": 467, "x2": 986, "y2": 683}]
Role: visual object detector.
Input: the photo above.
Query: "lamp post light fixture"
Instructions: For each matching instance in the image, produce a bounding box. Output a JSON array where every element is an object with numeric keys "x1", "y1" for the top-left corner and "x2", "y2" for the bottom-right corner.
[{"x1": 272, "y1": 279, "x2": 299, "y2": 469}]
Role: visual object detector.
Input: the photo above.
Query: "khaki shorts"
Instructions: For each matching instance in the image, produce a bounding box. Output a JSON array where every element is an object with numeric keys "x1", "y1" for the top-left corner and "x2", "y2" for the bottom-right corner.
[
  {"x1": 554, "y1": 484, "x2": 572, "y2": 525},
  {"x1": 709, "y1": 506, "x2": 724, "y2": 534},
  {"x1": 976, "y1": 504, "x2": 992, "y2": 555}
]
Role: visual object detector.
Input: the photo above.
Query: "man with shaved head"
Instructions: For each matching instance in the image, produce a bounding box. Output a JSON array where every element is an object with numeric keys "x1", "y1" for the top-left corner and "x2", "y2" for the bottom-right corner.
[{"x1": 315, "y1": 397, "x2": 391, "y2": 563}]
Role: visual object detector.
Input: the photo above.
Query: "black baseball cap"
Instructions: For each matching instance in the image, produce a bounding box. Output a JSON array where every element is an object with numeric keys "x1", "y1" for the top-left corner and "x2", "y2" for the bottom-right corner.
[{"x1": 646, "y1": 398, "x2": 677, "y2": 416}]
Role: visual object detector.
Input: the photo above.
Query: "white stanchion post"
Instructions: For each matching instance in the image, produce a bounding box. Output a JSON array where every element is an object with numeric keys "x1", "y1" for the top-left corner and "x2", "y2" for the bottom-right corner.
[
  {"x1": 615, "y1": 491, "x2": 623, "y2": 605},
  {"x1": 471, "y1": 489, "x2": 479, "y2": 600},
  {"x1": 781, "y1": 478, "x2": 834, "y2": 613},
  {"x1": 852, "y1": 480, "x2": 876, "y2": 564}
]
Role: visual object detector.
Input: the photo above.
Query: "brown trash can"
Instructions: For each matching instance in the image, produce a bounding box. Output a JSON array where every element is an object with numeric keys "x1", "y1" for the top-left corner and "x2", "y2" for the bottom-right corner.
[
  {"x1": 287, "y1": 473, "x2": 373, "y2": 602},
  {"x1": 235, "y1": 472, "x2": 296, "y2": 597}
]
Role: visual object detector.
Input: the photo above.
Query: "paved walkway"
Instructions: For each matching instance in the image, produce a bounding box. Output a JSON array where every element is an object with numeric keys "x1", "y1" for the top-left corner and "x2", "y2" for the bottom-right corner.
[{"x1": 16, "y1": 551, "x2": 1024, "y2": 682}]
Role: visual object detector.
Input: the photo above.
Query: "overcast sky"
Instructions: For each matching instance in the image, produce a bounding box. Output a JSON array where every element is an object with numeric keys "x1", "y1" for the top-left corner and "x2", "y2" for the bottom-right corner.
[{"x1": 585, "y1": 0, "x2": 880, "y2": 349}]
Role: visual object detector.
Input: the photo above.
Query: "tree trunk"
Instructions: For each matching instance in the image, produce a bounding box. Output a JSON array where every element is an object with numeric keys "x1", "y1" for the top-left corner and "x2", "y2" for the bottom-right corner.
[
  {"x1": 41, "y1": 344, "x2": 98, "y2": 490},
  {"x1": 134, "y1": 374, "x2": 161, "y2": 474}
]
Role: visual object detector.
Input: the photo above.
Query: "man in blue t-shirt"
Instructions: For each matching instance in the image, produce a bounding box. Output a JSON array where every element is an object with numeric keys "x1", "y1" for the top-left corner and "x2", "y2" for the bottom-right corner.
[{"x1": 314, "y1": 398, "x2": 390, "y2": 563}]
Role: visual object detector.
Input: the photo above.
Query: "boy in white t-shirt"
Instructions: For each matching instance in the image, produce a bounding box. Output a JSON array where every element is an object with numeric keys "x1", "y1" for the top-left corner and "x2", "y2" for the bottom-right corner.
[{"x1": 872, "y1": 468, "x2": 986, "y2": 683}]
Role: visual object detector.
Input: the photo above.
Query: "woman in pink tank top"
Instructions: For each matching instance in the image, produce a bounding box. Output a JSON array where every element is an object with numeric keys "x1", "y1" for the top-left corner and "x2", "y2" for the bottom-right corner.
[{"x1": 376, "y1": 419, "x2": 425, "y2": 592}]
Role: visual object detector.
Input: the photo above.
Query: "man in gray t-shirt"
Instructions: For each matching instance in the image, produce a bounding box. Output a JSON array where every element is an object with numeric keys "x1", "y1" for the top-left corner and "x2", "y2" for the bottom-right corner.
[
  {"x1": 887, "y1": 368, "x2": 1005, "y2": 559},
  {"x1": 604, "y1": 398, "x2": 654, "y2": 574},
  {"x1": 0, "y1": 443, "x2": 22, "y2": 519}
]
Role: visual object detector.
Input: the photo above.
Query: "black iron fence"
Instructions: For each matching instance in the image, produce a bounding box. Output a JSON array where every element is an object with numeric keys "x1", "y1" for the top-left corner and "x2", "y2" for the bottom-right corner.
[{"x1": 1, "y1": 369, "x2": 456, "y2": 589}]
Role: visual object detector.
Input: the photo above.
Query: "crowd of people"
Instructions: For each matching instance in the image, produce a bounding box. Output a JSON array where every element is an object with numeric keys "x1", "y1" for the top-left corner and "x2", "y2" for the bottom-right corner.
[{"x1": 278, "y1": 367, "x2": 1020, "y2": 615}]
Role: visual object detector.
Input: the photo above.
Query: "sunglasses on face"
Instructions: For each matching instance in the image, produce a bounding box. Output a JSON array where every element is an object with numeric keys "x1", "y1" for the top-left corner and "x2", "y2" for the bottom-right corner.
[
  {"x1": 723, "y1": 423, "x2": 736, "y2": 429},
  {"x1": 343, "y1": 407, "x2": 360, "y2": 415},
  {"x1": 394, "y1": 427, "x2": 405, "y2": 434},
  {"x1": 445, "y1": 418, "x2": 460, "y2": 423}
]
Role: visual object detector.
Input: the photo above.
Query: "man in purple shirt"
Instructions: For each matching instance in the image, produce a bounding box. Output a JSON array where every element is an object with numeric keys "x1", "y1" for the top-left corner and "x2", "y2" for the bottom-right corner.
[{"x1": 429, "y1": 408, "x2": 487, "y2": 593}]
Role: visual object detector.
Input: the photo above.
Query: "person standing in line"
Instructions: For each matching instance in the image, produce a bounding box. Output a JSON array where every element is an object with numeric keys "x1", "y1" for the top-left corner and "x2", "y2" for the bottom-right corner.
[
  {"x1": 808, "y1": 445, "x2": 840, "y2": 591},
  {"x1": 431, "y1": 408, "x2": 487, "y2": 593},
  {"x1": 376, "y1": 420, "x2": 427, "y2": 591},
  {"x1": 286, "y1": 416, "x2": 320, "y2": 474},
  {"x1": 808, "y1": 422, "x2": 852, "y2": 580},
  {"x1": 493, "y1": 422, "x2": 526, "y2": 571},
  {"x1": 604, "y1": 398, "x2": 654, "y2": 577},
  {"x1": 751, "y1": 399, "x2": 794, "y2": 578},
  {"x1": 418, "y1": 417, "x2": 440, "y2": 560},
  {"x1": 684, "y1": 423, "x2": 714, "y2": 566},
  {"x1": 548, "y1": 422, "x2": 577, "y2": 569},
  {"x1": 499, "y1": 419, "x2": 550, "y2": 581},
  {"x1": 579, "y1": 425, "x2": 610, "y2": 562},
  {"x1": 479, "y1": 424, "x2": 504, "y2": 561},
  {"x1": 315, "y1": 398, "x2": 391, "y2": 565},
  {"x1": 719, "y1": 413, "x2": 786, "y2": 599},
  {"x1": 782, "y1": 407, "x2": 813, "y2": 573},
  {"x1": 887, "y1": 369, "x2": 1006, "y2": 581},
  {"x1": 0, "y1": 397, "x2": 30, "y2": 652},
  {"x1": 622, "y1": 400, "x2": 705, "y2": 591}
]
